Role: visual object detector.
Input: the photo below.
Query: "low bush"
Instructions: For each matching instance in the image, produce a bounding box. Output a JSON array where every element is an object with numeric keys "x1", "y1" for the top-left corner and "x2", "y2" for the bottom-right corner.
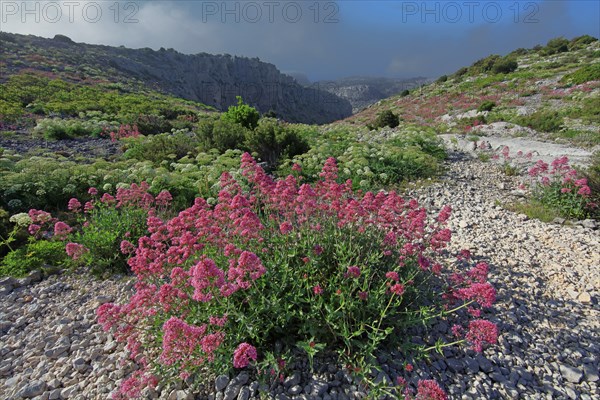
[
  {"x1": 491, "y1": 58, "x2": 518, "y2": 74},
  {"x1": 560, "y1": 64, "x2": 600, "y2": 85},
  {"x1": 33, "y1": 118, "x2": 111, "y2": 140},
  {"x1": 477, "y1": 101, "x2": 496, "y2": 112},
  {"x1": 569, "y1": 35, "x2": 598, "y2": 50},
  {"x1": 244, "y1": 118, "x2": 309, "y2": 168},
  {"x1": 196, "y1": 119, "x2": 250, "y2": 153},
  {"x1": 97, "y1": 154, "x2": 497, "y2": 398},
  {"x1": 580, "y1": 151, "x2": 600, "y2": 219},
  {"x1": 123, "y1": 132, "x2": 200, "y2": 164},
  {"x1": 60, "y1": 183, "x2": 169, "y2": 276},
  {"x1": 0, "y1": 239, "x2": 67, "y2": 277},
  {"x1": 541, "y1": 37, "x2": 570, "y2": 55},
  {"x1": 514, "y1": 110, "x2": 563, "y2": 133},
  {"x1": 374, "y1": 110, "x2": 400, "y2": 129}
]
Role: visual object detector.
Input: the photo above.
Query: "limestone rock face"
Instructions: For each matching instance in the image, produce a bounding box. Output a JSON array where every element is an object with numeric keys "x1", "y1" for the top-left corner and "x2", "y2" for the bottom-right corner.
[{"x1": 0, "y1": 32, "x2": 352, "y2": 124}]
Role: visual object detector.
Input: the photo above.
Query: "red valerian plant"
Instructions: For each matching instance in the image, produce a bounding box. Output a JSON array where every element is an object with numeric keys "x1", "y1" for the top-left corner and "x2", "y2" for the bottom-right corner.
[
  {"x1": 97, "y1": 154, "x2": 497, "y2": 398},
  {"x1": 528, "y1": 156, "x2": 595, "y2": 219}
]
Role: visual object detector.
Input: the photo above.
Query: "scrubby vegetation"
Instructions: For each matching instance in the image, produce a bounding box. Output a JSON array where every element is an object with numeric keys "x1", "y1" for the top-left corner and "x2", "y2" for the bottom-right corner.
[{"x1": 1, "y1": 33, "x2": 599, "y2": 399}]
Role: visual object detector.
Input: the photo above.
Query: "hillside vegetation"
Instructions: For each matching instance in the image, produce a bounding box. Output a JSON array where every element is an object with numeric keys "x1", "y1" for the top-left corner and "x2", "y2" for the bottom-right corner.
[
  {"x1": 343, "y1": 35, "x2": 600, "y2": 148},
  {"x1": 0, "y1": 32, "x2": 352, "y2": 123}
]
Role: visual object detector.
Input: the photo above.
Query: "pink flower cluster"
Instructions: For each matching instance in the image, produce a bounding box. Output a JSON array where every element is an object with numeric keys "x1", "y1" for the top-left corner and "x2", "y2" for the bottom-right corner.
[
  {"x1": 97, "y1": 154, "x2": 489, "y2": 397},
  {"x1": 105, "y1": 124, "x2": 140, "y2": 142},
  {"x1": 65, "y1": 242, "x2": 88, "y2": 260},
  {"x1": 528, "y1": 156, "x2": 592, "y2": 197},
  {"x1": 233, "y1": 342, "x2": 258, "y2": 368}
]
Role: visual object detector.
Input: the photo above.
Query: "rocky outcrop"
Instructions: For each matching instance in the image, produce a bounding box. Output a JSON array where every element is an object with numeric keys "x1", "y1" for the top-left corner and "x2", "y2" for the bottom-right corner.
[
  {"x1": 0, "y1": 32, "x2": 352, "y2": 124},
  {"x1": 311, "y1": 76, "x2": 430, "y2": 113}
]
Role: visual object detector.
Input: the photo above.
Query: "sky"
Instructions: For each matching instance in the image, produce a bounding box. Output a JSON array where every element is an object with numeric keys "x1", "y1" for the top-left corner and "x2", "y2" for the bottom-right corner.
[{"x1": 1, "y1": 0, "x2": 599, "y2": 81}]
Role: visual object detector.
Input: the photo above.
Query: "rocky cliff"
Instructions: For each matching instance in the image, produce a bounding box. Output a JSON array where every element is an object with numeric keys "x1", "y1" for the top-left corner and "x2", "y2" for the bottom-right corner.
[
  {"x1": 0, "y1": 32, "x2": 352, "y2": 124},
  {"x1": 311, "y1": 76, "x2": 430, "y2": 113}
]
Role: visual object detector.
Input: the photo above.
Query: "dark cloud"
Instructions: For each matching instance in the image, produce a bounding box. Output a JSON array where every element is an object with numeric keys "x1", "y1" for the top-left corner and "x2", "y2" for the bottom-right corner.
[{"x1": 2, "y1": 0, "x2": 598, "y2": 80}]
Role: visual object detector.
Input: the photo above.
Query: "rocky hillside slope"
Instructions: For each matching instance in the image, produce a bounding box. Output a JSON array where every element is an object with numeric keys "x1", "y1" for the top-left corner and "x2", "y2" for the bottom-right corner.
[
  {"x1": 0, "y1": 32, "x2": 352, "y2": 124},
  {"x1": 341, "y1": 36, "x2": 599, "y2": 149}
]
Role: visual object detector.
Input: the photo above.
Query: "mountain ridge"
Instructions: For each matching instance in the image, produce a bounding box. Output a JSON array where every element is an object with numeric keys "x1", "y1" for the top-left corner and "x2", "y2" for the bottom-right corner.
[{"x1": 0, "y1": 32, "x2": 352, "y2": 124}]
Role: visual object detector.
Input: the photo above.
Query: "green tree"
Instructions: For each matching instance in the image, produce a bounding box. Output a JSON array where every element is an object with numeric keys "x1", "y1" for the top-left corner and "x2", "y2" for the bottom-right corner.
[
  {"x1": 221, "y1": 96, "x2": 260, "y2": 130},
  {"x1": 374, "y1": 110, "x2": 400, "y2": 129}
]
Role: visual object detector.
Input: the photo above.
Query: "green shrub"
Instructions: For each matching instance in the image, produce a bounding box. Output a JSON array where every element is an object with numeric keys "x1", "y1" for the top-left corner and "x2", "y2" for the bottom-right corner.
[
  {"x1": 390, "y1": 128, "x2": 447, "y2": 160},
  {"x1": 196, "y1": 119, "x2": 250, "y2": 153},
  {"x1": 284, "y1": 126, "x2": 444, "y2": 190},
  {"x1": 123, "y1": 132, "x2": 200, "y2": 164},
  {"x1": 477, "y1": 101, "x2": 496, "y2": 112},
  {"x1": 400, "y1": 89, "x2": 410, "y2": 97},
  {"x1": 124, "y1": 114, "x2": 172, "y2": 135},
  {"x1": 491, "y1": 58, "x2": 518, "y2": 74},
  {"x1": 569, "y1": 35, "x2": 598, "y2": 50},
  {"x1": 515, "y1": 110, "x2": 563, "y2": 133},
  {"x1": 542, "y1": 37, "x2": 570, "y2": 55},
  {"x1": 436, "y1": 75, "x2": 448, "y2": 83},
  {"x1": 0, "y1": 73, "x2": 209, "y2": 121},
  {"x1": 244, "y1": 118, "x2": 309, "y2": 167},
  {"x1": 528, "y1": 157, "x2": 595, "y2": 219},
  {"x1": 33, "y1": 118, "x2": 110, "y2": 140},
  {"x1": 453, "y1": 67, "x2": 469, "y2": 77},
  {"x1": 0, "y1": 240, "x2": 67, "y2": 277},
  {"x1": 220, "y1": 96, "x2": 260, "y2": 130},
  {"x1": 374, "y1": 110, "x2": 400, "y2": 129},
  {"x1": 470, "y1": 55, "x2": 501, "y2": 75},
  {"x1": 560, "y1": 64, "x2": 600, "y2": 85}
]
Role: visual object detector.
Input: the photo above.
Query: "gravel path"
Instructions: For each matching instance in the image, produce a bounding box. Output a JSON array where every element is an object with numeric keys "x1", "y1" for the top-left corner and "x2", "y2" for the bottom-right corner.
[{"x1": 1, "y1": 151, "x2": 598, "y2": 400}]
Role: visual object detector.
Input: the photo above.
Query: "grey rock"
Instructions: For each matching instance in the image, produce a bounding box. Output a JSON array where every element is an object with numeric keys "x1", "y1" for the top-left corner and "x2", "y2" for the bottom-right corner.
[
  {"x1": 446, "y1": 358, "x2": 464, "y2": 373},
  {"x1": 95, "y1": 295, "x2": 113, "y2": 305},
  {"x1": 237, "y1": 386, "x2": 250, "y2": 400},
  {"x1": 72, "y1": 357, "x2": 87, "y2": 372},
  {"x1": 27, "y1": 270, "x2": 43, "y2": 283},
  {"x1": 581, "y1": 219, "x2": 597, "y2": 229},
  {"x1": 4, "y1": 375, "x2": 20, "y2": 388},
  {"x1": 565, "y1": 386, "x2": 578, "y2": 400},
  {"x1": 45, "y1": 337, "x2": 71, "y2": 359},
  {"x1": 60, "y1": 384, "x2": 79, "y2": 398},
  {"x1": 17, "y1": 380, "x2": 46, "y2": 398},
  {"x1": 490, "y1": 372, "x2": 506, "y2": 383},
  {"x1": 284, "y1": 371, "x2": 301, "y2": 387},
  {"x1": 49, "y1": 388, "x2": 62, "y2": 400},
  {"x1": 0, "y1": 276, "x2": 15, "y2": 295},
  {"x1": 215, "y1": 375, "x2": 230, "y2": 391},
  {"x1": 0, "y1": 320, "x2": 12, "y2": 332},
  {"x1": 476, "y1": 355, "x2": 494, "y2": 373},
  {"x1": 583, "y1": 363, "x2": 599, "y2": 382},
  {"x1": 464, "y1": 357, "x2": 480, "y2": 374},
  {"x1": 103, "y1": 340, "x2": 117, "y2": 353},
  {"x1": 176, "y1": 390, "x2": 194, "y2": 400},
  {"x1": 15, "y1": 276, "x2": 32, "y2": 287},
  {"x1": 223, "y1": 373, "x2": 249, "y2": 400},
  {"x1": 560, "y1": 364, "x2": 583, "y2": 384},
  {"x1": 288, "y1": 385, "x2": 302, "y2": 395}
]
